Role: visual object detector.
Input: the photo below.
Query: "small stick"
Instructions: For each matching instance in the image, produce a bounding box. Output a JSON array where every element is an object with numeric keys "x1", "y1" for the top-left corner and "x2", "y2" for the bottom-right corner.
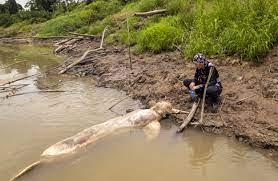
[
  {"x1": 100, "y1": 26, "x2": 108, "y2": 49},
  {"x1": 0, "y1": 83, "x2": 30, "y2": 89},
  {"x1": 0, "y1": 84, "x2": 29, "y2": 93},
  {"x1": 199, "y1": 67, "x2": 214, "y2": 124},
  {"x1": 2, "y1": 90, "x2": 65, "y2": 99},
  {"x1": 234, "y1": 94, "x2": 256, "y2": 104},
  {"x1": 108, "y1": 95, "x2": 131, "y2": 111},
  {"x1": 0, "y1": 74, "x2": 39, "y2": 86},
  {"x1": 126, "y1": 17, "x2": 132, "y2": 70},
  {"x1": 10, "y1": 161, "x2": 41, "y2": 181},
  {"x1": 171, "y1": 108, "x2": 190, "y2": 114}
]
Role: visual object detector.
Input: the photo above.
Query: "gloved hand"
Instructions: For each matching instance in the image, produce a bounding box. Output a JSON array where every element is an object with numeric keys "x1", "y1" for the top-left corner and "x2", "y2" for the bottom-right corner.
[{"x1": 189, "y1": 90, "x2": 199, "y2": 102}]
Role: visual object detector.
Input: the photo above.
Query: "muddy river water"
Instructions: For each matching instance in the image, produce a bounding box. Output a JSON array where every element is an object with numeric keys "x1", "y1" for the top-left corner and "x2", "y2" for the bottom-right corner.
[{"x1": 0, "y1": 44, "x2": 277, "y2": 181}]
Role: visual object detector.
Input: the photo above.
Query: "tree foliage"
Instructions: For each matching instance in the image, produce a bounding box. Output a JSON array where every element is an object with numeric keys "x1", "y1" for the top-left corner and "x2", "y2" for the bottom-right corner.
[{"x1": 0, "y1": 0, "x2": 22, "y2": 14}]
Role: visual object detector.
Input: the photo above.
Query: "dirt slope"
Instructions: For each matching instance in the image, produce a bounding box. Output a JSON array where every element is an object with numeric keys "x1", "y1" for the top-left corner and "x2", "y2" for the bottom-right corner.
[{"x1": 55, "y1": 39, "x2": 278, "y2": 155}]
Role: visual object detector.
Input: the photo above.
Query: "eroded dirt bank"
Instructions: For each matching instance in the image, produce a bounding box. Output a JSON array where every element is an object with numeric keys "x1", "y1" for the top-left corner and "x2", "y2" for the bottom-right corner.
[{"x1": 53, "y1": 38, "x2": 278, "y2": 156}]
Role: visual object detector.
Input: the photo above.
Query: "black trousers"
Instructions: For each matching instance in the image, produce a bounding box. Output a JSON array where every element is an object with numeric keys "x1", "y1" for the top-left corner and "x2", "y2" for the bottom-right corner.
[{"x1": 183, "y1": 79, "x2": 222, "y2": 103}]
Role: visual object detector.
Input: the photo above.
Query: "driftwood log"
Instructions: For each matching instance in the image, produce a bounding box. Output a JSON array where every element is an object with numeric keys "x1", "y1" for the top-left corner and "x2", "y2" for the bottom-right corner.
[
  {"x1": 32, "y1": 36, "x2": 71, "y2": 39},
  {"x1": 68, "y1": 32, "x2": 100, "y2": 38},
  {"x1": 176, "y1": 99, "x2": 200, "y2": 133},
  {"x1": 134, "y1": 9, "x2": 167, "y2": 17},
  {"x1": 58, "y1": 26, "x2": 108, "y2": 74}
]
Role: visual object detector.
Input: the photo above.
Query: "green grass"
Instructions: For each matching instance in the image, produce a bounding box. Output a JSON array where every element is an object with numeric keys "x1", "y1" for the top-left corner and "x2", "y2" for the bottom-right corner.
[
  {"x1": 39, "y1": 1, "x2": 123, "y2": 36},
  {"x1": 137, "y1": 16, "x2": 184, "y2": 52},
  {"x1": 2, "y1": 0, "x2": 277, "y2": 61},
  {"x1": 184, "y1": 0, "x2": 278, "y2": 59}
]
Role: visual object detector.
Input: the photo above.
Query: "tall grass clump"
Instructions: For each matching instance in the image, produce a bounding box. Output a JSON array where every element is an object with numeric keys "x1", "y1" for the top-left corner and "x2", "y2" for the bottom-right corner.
[
  {"x1": 137, "y1": 0, "x2": 166, "y2": 12},
  {"x1": 138, "y1": 16, "x2": 183, "y2": 53},
  {"x1": 185, "y1": 0, "x2": 278, "y2": 60}
]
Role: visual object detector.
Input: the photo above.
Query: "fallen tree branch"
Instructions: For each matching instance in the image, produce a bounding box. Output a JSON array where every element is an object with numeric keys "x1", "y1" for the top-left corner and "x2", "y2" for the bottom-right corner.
[
  {"x1": 134, "y1": 9, "x2": 167, "y2": 17},
  {"x1": 199, "y1": 67, "x2": 214, "y2": 124},
  {"x1": 176, "y1": 99, "x2": 200, "y2": 133},
  {"x1": 54, "y1": 38, "x2": 73, "y2": 46},
  {"x1": 0, "y1": 83, "x2": 30, "y2": 89},
  {"x1": 58, "y1": 26, "x2": 108, "y2": 74},
  {"x1": 32, "y1": 36, "x2": 71, "y2": 39},
  {"x1": 0, "y1": 73, "x2": 39, "y2": 86},
  {"x1": 2, "y1": 90, "x2": 65, "y2": 99},
  {"x1": 58, "y1": 48, "x2": 103, "y2": 74},
  {"x1": 68, "y1": 32, "x2": 100, "y2": 38},
  {"x1": 0, "y1": 84, "x2": 29, "y2": 93}
]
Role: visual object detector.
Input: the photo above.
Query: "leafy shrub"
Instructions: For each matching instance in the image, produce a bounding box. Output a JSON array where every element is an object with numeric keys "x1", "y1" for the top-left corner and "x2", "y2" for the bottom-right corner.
[
  {"x1": 137, "y1": 0, "x2": 165, "y2": 12},
  {"x1": 0, "y1": 14, "x2": 15, "y2": 27},
  {"x1": 138, "y1": 20, "x2": 183, "y2": 53}
]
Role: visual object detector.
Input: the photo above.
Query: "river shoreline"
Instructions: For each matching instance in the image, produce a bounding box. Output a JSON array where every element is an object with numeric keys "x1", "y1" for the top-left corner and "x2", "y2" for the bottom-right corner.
[{"x1": 2, "y1": 37, "x2": 278, "y2": 157}]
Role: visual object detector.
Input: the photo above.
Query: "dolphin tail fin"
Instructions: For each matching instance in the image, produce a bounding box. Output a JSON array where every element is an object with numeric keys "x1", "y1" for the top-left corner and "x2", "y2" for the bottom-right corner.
[{"x1": 10, "y1": 160, "x2": 41, "y2": 181}]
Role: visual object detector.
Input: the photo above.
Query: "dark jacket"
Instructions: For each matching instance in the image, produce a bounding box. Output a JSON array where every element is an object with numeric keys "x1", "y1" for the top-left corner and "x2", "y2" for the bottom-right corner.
[{"x1": 193, "y1": 62, "x2": 222, "y2": 88}]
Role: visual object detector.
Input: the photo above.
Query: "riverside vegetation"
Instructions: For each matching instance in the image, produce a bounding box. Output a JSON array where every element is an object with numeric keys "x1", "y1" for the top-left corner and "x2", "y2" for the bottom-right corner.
[{"x1": 0, "y1": 0, "x2": 277, "y2": 60}]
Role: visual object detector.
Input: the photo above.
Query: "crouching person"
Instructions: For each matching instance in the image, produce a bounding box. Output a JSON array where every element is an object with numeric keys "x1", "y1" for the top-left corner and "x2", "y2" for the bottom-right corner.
[{"x1": 183, "y1": 53, "x2": 223, "y2": 112}]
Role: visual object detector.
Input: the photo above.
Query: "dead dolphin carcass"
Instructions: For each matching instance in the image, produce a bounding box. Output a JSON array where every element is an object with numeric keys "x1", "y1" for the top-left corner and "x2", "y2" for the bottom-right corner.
[{"x1": 11, "y1": 101, "x2": 186, "y2": 180}]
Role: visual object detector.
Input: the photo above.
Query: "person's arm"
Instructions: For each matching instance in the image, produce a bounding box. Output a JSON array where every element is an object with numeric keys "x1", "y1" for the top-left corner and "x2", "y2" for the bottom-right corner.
[{"x1": 189, "y1": 69, "x2": 198, "y2": 90}]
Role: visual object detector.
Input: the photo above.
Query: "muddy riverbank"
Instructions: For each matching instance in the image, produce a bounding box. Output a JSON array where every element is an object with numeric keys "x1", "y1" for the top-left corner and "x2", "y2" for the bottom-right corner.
[
  {"x1": 50, "y1": 37, "x2": 278, "y2": 156},
  {"x1": 1, "y1": 42, "x2": 278, "y2": 180}
]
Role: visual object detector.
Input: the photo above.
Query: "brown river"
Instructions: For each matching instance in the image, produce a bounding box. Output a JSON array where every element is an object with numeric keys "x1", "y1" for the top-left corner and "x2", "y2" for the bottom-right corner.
[{"x1": 0, "y1": 44, "x2": 278, "y2": 181}]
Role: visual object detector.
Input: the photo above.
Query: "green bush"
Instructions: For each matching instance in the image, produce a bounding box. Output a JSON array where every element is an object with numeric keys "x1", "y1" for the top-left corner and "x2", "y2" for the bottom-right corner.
[
  {"x1": 39, "y1": 12, "x2": 89, "y2": 36},
  {"x1": 138, "y1": 20, "x2": 183, "y2": 53},
  {"x1": 18, "y1": 10, "x2": 52, "y2": 24},
  {"x1": 137, "y1": 0, "x2": 165, "y2": 12},
  {"x1": 0, "y1": 14, "x2": 15, "y2": 27}
]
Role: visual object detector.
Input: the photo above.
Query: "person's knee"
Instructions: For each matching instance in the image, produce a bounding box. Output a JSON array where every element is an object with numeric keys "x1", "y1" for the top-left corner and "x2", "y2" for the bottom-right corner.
[
  {"x1": 183, "y1": 79, "x2": 192, "y2": 88},
  {"x1": 206, "y1": 86, "x2": 218, "y2": 97}
]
